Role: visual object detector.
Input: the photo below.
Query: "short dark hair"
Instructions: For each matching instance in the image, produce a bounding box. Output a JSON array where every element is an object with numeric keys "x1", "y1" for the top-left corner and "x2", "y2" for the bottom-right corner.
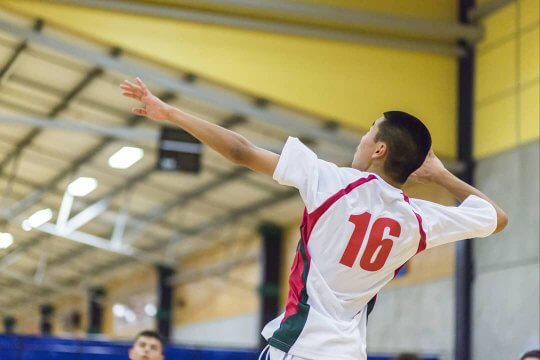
[
  {"x1": 521, "y1": 350, "x2": 540, "y2": 360},
  {"x1": 376, "y1": 111, "x2": 432, "y2": 184},
  {"x1": 133, "y1": 330, "x2": 165, "y2": 349},
  {"x1": 394, "y1": 353, "x2": 420, "y2": 360}
]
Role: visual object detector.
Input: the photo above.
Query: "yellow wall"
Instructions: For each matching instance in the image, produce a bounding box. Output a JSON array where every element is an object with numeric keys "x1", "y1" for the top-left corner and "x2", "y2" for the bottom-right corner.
[
  {"x1": 474, "y1": 0, "x2": 540, "y2": 158},
  {"x1": 104, "y1": 266, "x2": 156, "y2": 339},
  {"x1": 174, "y1": 238, "x2": 260, "y2": 325},
  {"x1": 52, "y1": 295, "x2": 87, "y2": 337},
  {"x1": 0, "y1": 0, "x2": 457, "y2": 158},
  {"x1": 13, "y1": 294, "x2": 86, "y2": 337}
]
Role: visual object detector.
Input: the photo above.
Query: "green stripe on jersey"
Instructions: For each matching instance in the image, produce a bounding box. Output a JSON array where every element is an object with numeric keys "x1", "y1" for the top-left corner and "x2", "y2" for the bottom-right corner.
[{"x1": 268, "y1": 239, "x2": 310, "y2": 352}]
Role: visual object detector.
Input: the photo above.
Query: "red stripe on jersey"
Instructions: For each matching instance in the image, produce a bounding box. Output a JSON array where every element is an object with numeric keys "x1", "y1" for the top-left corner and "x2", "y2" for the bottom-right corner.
[
  {"x1": 391, "y1": 194, "x2": 428, "y2": 279},
  {"x1": 402, "y1": 194, "x2": 427, "y2": 254},
  {"x1": 282, "y1": 174, "x2": 377, "y2": 323},
  {"x1": 304, "y1": 174, "x2": 378, "y2": 241},
  {"x1": 282, "y1": 211, "x2": 311, "y2": 321},
  {"x1": 282, "y1": 251, "x2": 305, "y2": 320}
]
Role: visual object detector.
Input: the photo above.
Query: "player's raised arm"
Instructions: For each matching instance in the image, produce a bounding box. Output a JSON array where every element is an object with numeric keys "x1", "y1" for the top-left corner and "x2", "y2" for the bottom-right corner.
[
  {"x1": 120, "y1": 78, "x2": 279, "y2": 176},
  {"x1": 410, "y1": 149, "x2": 508, "y2": 234}
]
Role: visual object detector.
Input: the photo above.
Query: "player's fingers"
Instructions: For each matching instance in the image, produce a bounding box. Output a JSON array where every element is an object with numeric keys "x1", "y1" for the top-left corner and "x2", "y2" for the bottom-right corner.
[
  {"x1": 132, "y1": 108, "x2": 147, "y2": 116},
  {"x1": 123, "y1": 80, "x2": 140, "y2": 91},
  {"x1": 135, "y1": 77, "x2": 148, "y2": 93},
  {"x1": 122, "y1": 92, "x2": 140, "y2": 100},
  {"x1": 120, "y1": 83, "x2": 136, "y2": 91},
  {"x1": 121, "y1": 83, "x2": 144, "y2": 97}
]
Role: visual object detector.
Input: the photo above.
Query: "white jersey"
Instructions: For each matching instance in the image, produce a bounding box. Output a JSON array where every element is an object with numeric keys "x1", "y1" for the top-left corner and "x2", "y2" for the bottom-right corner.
[{"x1": 261, "y1": 137, "x2": 497, "y2": 360}]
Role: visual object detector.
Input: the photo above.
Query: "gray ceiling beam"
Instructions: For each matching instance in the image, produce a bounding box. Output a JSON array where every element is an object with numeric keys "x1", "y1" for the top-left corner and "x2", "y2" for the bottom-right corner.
[
  {"x1": 121, "y1": 167, "x2": 249, "y2": 243},
  {"x1": 1, "y1": 187, "x2": 298, "y2": 310},
  {"x1": 0, "y1": 16, "x2": 365, "y2": 149},
  {"x1": 2, "y1": 182, "x2": 297, "y2": 313},
  {"x1": 0, "y1": 43, "x2": 120, "y2": 176},
  {"x1": 2, "y1": 268, "x2": 82, "y2": 297},
  {"x1": 168, "y1": 250, "x2": 258, "y2": 285},
  {"x1": 36, "y1": 222, "x2": 173, "y2": 266},
  {"x1": 0, "y1": 91, "x2": 175, "y2": 222},
  {"x1": 468, "y1": 0, "x2": 515, "y2": 21},
  {"x1": 9, "y1": 73, "x2": 128, "y2": 118},
  {"x1": 0, "y1": 118, "x2": 277, "y2": 281},
  {"x1": 0, "y1": 115, "x2": 273, "y2": 290},
  {"x1": 0, "y1": 115, "x2": 158, "y2": 142},
  {"x1": 26, "y1": 168, "x2": 249, "y2": 264},
  {"x1": 43, "y1": 0, "x2": 467, "y2": 56},
  {"x1": 0, "y1": 20, "x2": 43, "y2": 83},
  {"x1": 138, "y1": 0, "x2": 482, "y2": 42},
  {"x1": 88, "y1": 188, "x2": 297, "y2": 280}
]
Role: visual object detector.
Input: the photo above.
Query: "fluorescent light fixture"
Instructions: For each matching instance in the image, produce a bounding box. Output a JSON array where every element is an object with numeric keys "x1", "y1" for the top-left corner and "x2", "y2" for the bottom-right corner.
[
  {"x1": 27, "y1": 208, "x2": 53, "y2": 228},
  {"x1": 21, "y1": 219, "x2": 32, "y2": 232},
  {"x1": 113, "y1": 303, "x2": 126, "y2": 318},
  {"x1": 125, "y1": 309, "x2": 136, "y2": 323},
  {"x1": 67, "y1": 177, "x2": 98, "y2": 197},
  {"x1": 108, "y1": 146, "x2": 144, "y2": 169},
  {"x1": 144, "y1": 304, "x2": 157, "y2": 317},
  {"x1": 0, "y1": 233, "x2": 13, "y2": 249}
]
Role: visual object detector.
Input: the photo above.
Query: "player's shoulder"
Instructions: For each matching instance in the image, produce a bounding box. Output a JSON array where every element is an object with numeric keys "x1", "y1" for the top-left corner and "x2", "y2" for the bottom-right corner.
[
  {"x1": 333, "y1": 166, "x2": 378, "y2": 186},
  {"x1": 406, "y1": 197, "x2": 440, "y2": 211}
]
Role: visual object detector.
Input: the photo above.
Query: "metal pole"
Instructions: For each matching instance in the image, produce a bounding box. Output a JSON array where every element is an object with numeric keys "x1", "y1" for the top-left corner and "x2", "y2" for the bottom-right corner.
[
  {"x1": 39, "y1": 303, "x2": 55, "y2": 336},
  {"x1": 157, "y1": 266, "x2": 174, "y2": 343},
  {"x1": 258, "y1": 223, "x2": 283, "y2": 349},
  {"x1": 87, "y1": 287, "x2": 105, "y2": 335},
  {"x1": 455, "y1": 0, "x2": 475, "y2": 359}
]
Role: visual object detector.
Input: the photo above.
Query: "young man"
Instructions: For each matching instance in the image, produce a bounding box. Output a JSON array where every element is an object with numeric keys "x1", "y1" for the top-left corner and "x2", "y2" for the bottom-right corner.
[
  {"x1": 121, "y1": 78, "x2": 507, "y2": 360},
  {"x1": 129, "y1": 330, "x2": 164, "y2": 360}
]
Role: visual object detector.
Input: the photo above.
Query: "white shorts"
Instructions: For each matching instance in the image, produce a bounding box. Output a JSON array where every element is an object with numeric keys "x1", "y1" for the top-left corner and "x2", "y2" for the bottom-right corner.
[{"x1": 268, "y1": 346, "x2": 310, "y2": 360}]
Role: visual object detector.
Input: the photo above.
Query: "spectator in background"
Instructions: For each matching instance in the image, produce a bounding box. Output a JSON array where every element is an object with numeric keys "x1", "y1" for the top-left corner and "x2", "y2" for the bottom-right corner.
[
  {"x1": 521, "y1": 350, "x2": 540, "y2": 360},
  {"x1": 393, "y1": 353, "x2": 420, "y2": 360},
  {"x1": 129, "y1": 330, "x2": 164, "y2": 360}
]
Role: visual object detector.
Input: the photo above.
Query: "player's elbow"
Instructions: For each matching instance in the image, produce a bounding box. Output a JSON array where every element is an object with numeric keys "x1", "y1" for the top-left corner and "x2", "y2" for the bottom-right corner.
[
  {"x1": 494, "y1": 210, "x2": 508, "y2": 234},
  {"x1": 229, "y1": 138, "x2": 254, "y2": 166}
]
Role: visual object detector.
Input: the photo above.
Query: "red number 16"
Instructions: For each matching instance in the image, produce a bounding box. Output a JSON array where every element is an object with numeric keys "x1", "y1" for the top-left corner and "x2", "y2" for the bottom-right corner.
[{"x1": 339, "y1": 212, "x2": 401, "y2": 271}]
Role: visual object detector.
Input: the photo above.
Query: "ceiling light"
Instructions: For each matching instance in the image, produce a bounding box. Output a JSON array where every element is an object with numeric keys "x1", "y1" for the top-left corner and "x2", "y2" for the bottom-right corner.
[
  {"x1": 144, "y1": 304, "x2": 157, "y2": 317},
  {"x1": 0, "y1": 233, "x2": 13, "y2": 249},
  {"x1": 21, "y1": 219, "x2": 32, "y2": 232},
  {"x1": 67, "y1": 177, "x2": 98, "y2": 197},
  {"x1": 108, "y1": 146, "x2": 144, "y2": 169},
  {"x1": 113, "y1": 303, "x2": 126, "y2": 318},
  {"x1": 27, "y1": 208, "x2": 53, "y2": 229},
  {"x1": 125, "y1": 309, "x2": 136, "y2": 323}
]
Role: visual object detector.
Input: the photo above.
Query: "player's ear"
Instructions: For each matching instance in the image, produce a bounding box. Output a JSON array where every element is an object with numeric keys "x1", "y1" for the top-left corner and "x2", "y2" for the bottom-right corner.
[{"x1": 372, "y1": 142, "x2": 387, "y2": 159}]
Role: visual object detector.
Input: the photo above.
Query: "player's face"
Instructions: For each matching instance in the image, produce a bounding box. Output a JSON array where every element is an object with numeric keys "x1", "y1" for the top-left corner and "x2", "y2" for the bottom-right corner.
[
  {"x1": 129, "y1": 336, "x2": 164, "y2": 360},
  {"x1": 352, "y1": 117, "x2": 384, "y2": 170}
]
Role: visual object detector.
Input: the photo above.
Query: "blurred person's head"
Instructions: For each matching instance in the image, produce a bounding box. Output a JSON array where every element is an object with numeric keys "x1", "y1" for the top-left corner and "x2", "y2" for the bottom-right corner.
[
  {"x1": 129, "y1": 330, "x2": 164, "y2": 360},
  {"x1": 393, "y1": 353, "x2": 420, "y2": 360},
  {"x1": 352, "y1": 111, "x2": 431, "y2": 186},
  {"x1": 521, "y1": 350, "x2": 540, "y2": 360}
]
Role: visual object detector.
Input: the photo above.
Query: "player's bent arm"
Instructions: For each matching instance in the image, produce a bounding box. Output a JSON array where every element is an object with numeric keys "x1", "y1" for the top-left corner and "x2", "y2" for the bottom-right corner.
[
  {"x1": 434, "y1": 169, "x2": 508, "y2": 234},
  {"x1": 166, "y1": 106, "x2": 279, "y2": 177}
]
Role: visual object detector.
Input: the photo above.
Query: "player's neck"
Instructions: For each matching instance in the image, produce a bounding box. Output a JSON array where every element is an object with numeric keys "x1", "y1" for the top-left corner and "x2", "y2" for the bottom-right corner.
[{"x1": 366, "y1": 164, "x2": 403, "y2": 189}]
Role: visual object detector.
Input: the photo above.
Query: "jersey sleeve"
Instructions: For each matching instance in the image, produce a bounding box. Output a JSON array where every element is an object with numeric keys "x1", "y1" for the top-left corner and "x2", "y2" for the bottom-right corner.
[
  {"x1": 411, "y1": 195, "x2": 498, "y2": 249},
  {"x1": 273, "y1": 137, "x2": 355, "y2": 212}
]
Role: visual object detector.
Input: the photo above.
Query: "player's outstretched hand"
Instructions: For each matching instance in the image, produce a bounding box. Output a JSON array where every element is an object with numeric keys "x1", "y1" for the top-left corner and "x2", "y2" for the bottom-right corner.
[
  {"x1": 409, "y1": 149, "x2": 447, "y2": 184},
  {"x1": 120, "y1": 77, "x2": 170, "y2": 121}
]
